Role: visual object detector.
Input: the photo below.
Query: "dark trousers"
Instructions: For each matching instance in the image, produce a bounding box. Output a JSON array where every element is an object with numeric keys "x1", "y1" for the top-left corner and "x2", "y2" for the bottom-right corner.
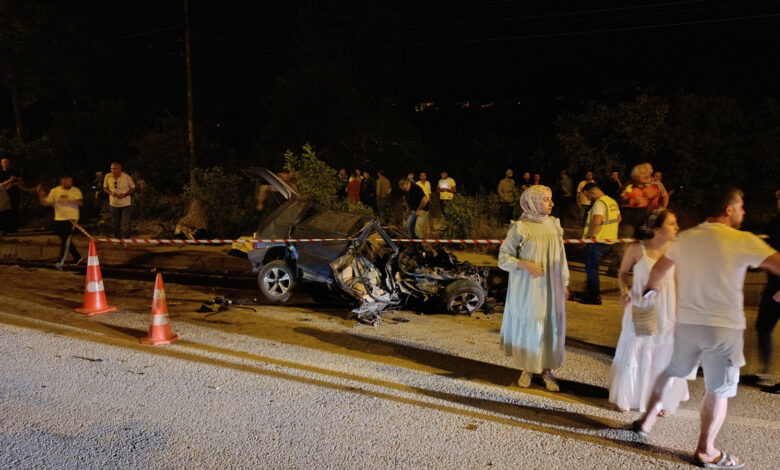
[
  {"x1": 756, "y1": 283, "x2": 780, "y2": 368},
  {"x1": 54, "y1": 220, "x2": 81, "y2": 264},
  {"x1": 500, "y1": 202, "x2": 514, "y2": 224},
  {"x1": 0, "y1": 210, "x2": 10, "y2": 233},
  {"x1": 9, "y1": 195, "x2": 20, "y2": 232},
  {"x1": 111, "y1": 205, "x2": 132, "y2": 239},
  {"x1": 377, "y1": 195, "x2": 390, "y2": 222},
  {"x1": 585, "y1": 243, "x2": 613, "y2": 298}
]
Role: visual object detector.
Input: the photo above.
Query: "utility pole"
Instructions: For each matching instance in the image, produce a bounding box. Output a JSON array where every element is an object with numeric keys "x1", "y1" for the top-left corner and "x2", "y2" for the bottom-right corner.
[{"x1": 184, "y1": 0, "x2": 197, "y2": 188}]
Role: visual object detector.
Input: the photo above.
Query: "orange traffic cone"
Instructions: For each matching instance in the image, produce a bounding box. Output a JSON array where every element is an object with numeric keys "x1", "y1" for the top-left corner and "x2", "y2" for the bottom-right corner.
[
  {"x1": 140, "y1": 273, "x2": 180, "y2": 345},
  {"x1": 75, "y1": 240, "x2": 117, "y2": 316}
]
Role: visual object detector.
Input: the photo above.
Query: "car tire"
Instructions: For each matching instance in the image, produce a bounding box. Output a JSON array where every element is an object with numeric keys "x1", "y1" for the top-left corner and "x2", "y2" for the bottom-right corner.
[
  {"x1": 258, "y1": 260, "x2": 295, "y2": 303},
  {"x1": 441, "y1": 279, "x2": 485, "y2": 315}
]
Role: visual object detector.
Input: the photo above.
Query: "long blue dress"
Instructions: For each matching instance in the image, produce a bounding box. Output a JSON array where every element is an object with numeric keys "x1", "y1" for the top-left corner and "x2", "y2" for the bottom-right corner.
[{"x1": 499, "y1": 218, "x2": 569, "y2": 372}]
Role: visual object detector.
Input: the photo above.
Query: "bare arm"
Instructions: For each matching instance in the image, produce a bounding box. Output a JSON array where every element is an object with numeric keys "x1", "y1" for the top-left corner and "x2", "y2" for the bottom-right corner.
[
  {"x1": 618, "y1": 243, "x2": 641, "y2": 306},
  {"x1": 37, "y1": 187, "x2": 52, "y2": 207},
  {"x1": 586, "y1": 214, "x2": 603, "y2": 238},
  {"x1": 643, "y1": 255, "x2": 675, "y2": 293},
  {"x1": 759, "y1": 252, "x2": 780, "y2": 277},
  {"x1": 415, "y1": 196, "x2": 429, "y2": 215}
]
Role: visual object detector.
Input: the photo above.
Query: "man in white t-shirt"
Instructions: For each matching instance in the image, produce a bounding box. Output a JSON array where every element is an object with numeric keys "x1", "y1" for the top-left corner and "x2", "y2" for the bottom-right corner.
[
  {"x1": 38, "y1": 175, "x2": 84, "y2": 268},
  {"x1": 633, "y1": 187, "x2": 780, "y2": 469},
  {"x1": 103, "y1": 162, "x2": 135, "y2": 239},
  {"x1": 437, "y1": 170, "x2": 456, "y2": 212}
]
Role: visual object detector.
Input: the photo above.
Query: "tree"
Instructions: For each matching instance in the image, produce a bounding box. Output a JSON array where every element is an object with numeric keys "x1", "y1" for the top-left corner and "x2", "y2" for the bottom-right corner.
[{"x1": 0, "y1": 0, "x2": 89, "y2": 142}]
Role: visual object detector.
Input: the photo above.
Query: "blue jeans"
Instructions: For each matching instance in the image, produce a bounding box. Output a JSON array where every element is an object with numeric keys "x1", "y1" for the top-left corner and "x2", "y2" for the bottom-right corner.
[
  {"x1": 111, "y1": 205, "x2": 132, "y2": 239},
  {"x1": 585, "y1": 243, "x2": 613, "y2": 298},
  {"x1": 406, "y1": 212, "x2": 417, "y2": 238}
]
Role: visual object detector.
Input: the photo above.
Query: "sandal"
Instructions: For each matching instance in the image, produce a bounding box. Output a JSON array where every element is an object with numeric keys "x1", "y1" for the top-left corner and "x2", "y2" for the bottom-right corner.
[
  {"x1": 542, "y1": 371, "x2": 560, "y2": 392},
  {"x1": 694, "y1": 451, "x2": 744, "y2": 469},
  {"x1": 631, "y1": 420, "x2": 649, "y2": 440},
  {"x1": 517, "y1": 370, "x2": 532, "y2": 388}
]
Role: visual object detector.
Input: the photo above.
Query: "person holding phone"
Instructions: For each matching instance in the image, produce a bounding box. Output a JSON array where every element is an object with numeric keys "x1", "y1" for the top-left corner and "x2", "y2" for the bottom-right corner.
[{"x1": 632, "y1": 187, "x2": 780, "y2": 469}]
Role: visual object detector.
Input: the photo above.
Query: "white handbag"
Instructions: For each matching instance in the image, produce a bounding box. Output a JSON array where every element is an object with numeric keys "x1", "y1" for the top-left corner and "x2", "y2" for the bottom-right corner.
[{"x1": 631, "y1": 290, "x2": 659, "y2": 336}]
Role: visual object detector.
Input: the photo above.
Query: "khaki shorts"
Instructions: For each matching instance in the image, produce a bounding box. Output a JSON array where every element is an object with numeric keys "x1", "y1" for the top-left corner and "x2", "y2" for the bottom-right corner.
[{"x1": 665, "y1": 324, "x2": 745, "y2": 398}]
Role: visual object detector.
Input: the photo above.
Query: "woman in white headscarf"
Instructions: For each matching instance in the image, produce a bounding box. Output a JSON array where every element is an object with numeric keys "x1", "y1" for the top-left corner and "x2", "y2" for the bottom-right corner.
[{"x1": 498, "y1": 185, "x2": 570, "y2": 391}]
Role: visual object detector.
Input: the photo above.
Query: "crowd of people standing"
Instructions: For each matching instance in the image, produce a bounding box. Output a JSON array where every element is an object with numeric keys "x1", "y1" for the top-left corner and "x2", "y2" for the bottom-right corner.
[{"x1": 336, "y1": 168, "x2": 456, "y2": 238}]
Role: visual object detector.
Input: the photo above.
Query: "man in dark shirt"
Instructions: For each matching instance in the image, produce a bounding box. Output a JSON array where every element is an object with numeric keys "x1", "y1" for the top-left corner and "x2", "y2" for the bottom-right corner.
[
  {"x1": 399, "y1": 178, "x2": 429, "y2": 238},
  {"x1": 603, "y1": 170, "x2": 623, "y2": 201},
  {"x1": 0, "y1": 158, "x2": 22, "y2": 232},
  {"x1": 360, "y1": 170, "x2": 377, "y2": 209},
  {"x1": 758, "y1": 189, "x2": 780, "y2": 392}
]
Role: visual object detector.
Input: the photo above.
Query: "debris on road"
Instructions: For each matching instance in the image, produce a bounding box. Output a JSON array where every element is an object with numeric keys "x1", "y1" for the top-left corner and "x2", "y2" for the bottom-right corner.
[{"x1": 72, "y1": 356, "x2": 103, "y2": 362}]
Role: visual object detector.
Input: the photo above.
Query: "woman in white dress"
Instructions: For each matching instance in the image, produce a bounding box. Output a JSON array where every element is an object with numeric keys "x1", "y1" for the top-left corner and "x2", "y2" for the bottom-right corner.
[
  {"x1": 499, "y1": 185, "x2": 570, "y2": 391},
  {"x1": 609, "y1": 209, "x2": 689, "y2": 414}
]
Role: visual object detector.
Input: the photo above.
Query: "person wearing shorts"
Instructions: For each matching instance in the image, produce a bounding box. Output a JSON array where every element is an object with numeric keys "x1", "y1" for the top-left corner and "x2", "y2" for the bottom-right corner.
[{"x1": 632, "y1": 186, "x2": 780, "y2": 469}]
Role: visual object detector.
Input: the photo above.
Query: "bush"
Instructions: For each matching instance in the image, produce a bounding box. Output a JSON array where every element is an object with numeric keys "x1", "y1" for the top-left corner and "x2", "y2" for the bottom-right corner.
[
  {"x1": 283, "y1": 143, "x2": 338, "y2": 209},
  {"x1": 283, "y1": 143, "x2": 375, "y2": 217},
  {"x1": 184, "y1": 167, "x2": 255, "y2": 237},
  {"x1": 441, "y1": 193, "x2": 478, "y2": 238}
]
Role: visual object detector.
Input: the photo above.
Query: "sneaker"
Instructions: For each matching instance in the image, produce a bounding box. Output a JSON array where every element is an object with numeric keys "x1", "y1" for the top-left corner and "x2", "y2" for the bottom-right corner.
[
  {"x1": 517, "y1": 370, "x2": 532, "y2": 388},
  {"x1": 72, "y1": 257, "x2": 85, "y2": 266},
  {"x1": 542, "y1": 371, "x2": 560, "y2": 392},
  {"x1": 54, "y1": 262, "x2": 64, "y2": 271}
]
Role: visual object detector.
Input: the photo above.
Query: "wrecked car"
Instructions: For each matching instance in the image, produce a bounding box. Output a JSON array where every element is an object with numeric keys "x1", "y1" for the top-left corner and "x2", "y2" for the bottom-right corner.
[{"x1": 243, "y1": 167, "x2": 488, "y2": 318}]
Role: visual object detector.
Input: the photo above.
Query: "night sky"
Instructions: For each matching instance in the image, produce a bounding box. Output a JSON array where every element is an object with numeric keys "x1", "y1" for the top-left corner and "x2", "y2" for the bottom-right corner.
[{"x1": 85, "y1": 0, "x2": 780, "y2": 131}]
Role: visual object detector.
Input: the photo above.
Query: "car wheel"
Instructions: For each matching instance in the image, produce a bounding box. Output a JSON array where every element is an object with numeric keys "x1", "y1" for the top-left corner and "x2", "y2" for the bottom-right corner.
[
  {"x1": 258, "y1": 260, "x2": 295, "y2": 303},
  {"x1": 442, "y1": 279, "x2": 485, "y2": 315}
]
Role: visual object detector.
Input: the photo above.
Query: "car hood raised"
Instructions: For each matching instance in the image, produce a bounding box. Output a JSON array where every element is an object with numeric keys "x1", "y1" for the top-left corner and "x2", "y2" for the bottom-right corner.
[{"x1": 242, "y1": 167, "x2": 300, "y2": 200}]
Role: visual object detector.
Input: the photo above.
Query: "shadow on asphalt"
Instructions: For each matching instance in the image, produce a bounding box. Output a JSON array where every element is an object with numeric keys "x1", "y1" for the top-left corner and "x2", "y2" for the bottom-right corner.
[{"x1": 294, "y1": 327, "x2": 609, "y2": 399}]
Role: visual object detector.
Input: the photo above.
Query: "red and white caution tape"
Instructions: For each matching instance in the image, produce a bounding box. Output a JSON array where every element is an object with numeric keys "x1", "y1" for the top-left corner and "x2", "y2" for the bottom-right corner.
[
  {"x1": 93, "y1": 232, "x2": 767, "y2": 246},
  {"x1": 70, "y1": 221, "x2": 94, "y2": 241},
  {"x1": 93, "y1": 237, "x2": 352, "y2": 244},
  {"x1": 94, "y1": 237, "x2": 638, "y2": 245}
]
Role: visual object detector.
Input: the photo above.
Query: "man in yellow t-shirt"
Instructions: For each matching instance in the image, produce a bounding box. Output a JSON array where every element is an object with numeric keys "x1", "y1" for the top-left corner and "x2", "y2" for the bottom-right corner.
[
  {"x1": 578, "y1": 182, "x2": 621, "y2": 305},
  {"x1": 38, "y1": 175, "x2": 84, "y2": 268},
  {"x1": 437, "y1": 170, "x2": 456, "y2": 212}
]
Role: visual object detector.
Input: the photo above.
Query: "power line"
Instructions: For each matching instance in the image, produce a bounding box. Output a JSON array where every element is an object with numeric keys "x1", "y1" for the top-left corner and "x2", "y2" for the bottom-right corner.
[
  {"x1": 106, "y1": 23, "x2": 182, "y2": 42},
  {"x1": 293, "y1": 11, "x2": 780, "y2": 50},
  {"x1": 292, "y1": 0, "x2": 711, "y2": 35}
]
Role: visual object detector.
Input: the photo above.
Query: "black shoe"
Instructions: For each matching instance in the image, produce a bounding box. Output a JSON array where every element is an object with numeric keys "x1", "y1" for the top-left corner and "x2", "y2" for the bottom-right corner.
[
  {"x1": 762, "y1": 382, "x2": 780, "y2": 394},
  {"x1": 578, "y1": 296, "x2": 602, "y2": 305}
]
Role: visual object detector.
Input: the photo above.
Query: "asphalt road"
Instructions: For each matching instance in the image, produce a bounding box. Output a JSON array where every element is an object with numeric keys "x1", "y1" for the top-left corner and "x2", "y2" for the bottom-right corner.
[{"x1": 1, "y1": 265, "x2": 779, "y2": 469}]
